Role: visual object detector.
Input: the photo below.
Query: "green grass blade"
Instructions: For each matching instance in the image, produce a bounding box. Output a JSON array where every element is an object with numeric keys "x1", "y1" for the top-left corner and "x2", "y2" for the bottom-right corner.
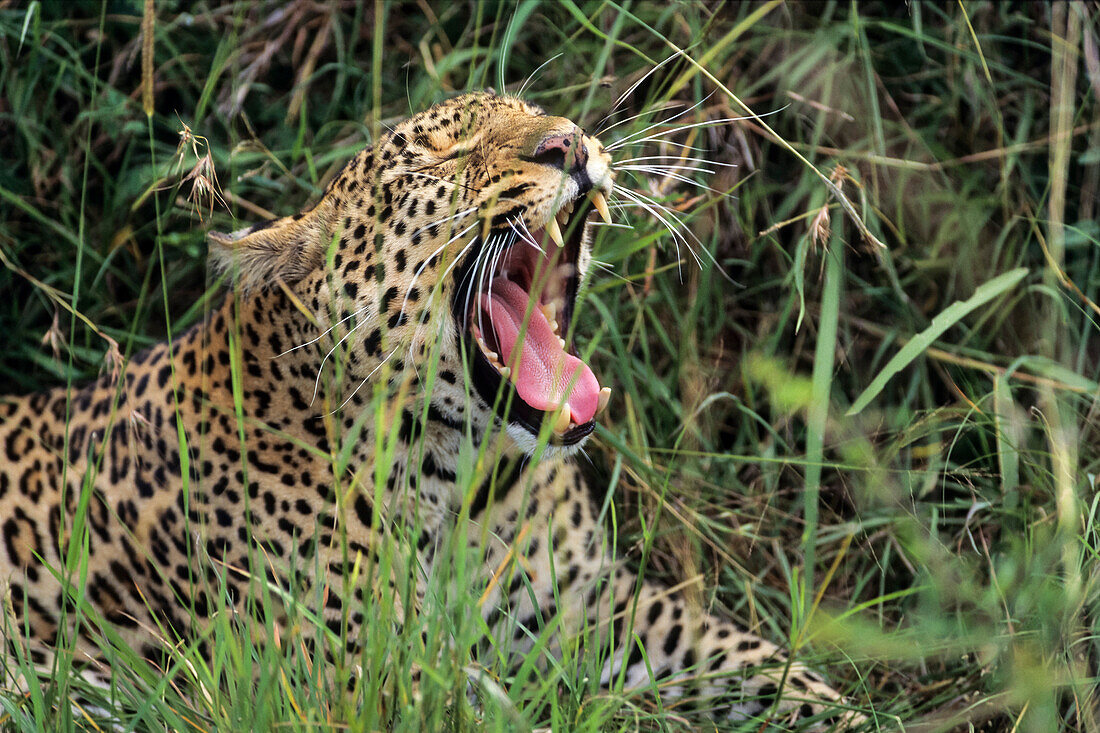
[
  {"x1": 847, "y1": 267, "x2": 1029, "y2": 416},
  {"x1": 802, "y1": 227, "x2": 844, "y2": 623}
]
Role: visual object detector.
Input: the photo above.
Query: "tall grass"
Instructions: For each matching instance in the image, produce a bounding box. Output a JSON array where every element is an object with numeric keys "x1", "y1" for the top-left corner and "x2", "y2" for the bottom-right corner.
[{"x1": 1, "y1": 1, "x2": 1097, "y2": 731}]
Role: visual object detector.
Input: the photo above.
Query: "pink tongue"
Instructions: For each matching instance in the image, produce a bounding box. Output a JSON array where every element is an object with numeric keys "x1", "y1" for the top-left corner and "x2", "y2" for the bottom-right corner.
[{"x1": 480, "y1": 278, "x2": 600, "y2": 425}]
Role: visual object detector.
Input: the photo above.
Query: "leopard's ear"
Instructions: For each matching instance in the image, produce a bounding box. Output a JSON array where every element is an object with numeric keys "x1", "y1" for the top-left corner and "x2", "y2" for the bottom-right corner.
[{"x1": 207, "y1": 209, "x2": 330, "y2": 291}]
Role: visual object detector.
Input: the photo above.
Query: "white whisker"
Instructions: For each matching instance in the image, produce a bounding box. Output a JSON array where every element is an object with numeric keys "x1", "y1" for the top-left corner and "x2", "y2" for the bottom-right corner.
[
  {"x1": 461, "y1": 234, "x2": 497, "y2": 337},
  {"x1": 615, "y1": 154, "x2": 738, "y2": 169},
  {"x1": 611, "y1": 185, "x2": 696, "y2": 278},
  {"x1": 401, "y1": 220, "x2": 479, "y2": 314},
  {"x1": 400, "y1": 217, "x2": 477, "y2": 319},
  {"x1": 612, "y1": 186, "x2": 689, "y2": 236},
  {"x1": 621, "y1": 141, "x2": 711, "y2": 154},
  {"x1": 276, "y1": 305, "x2": 368, "y2": 357},
  {"x1": 470, "y1": 240, "x2": 491, "y2": 341},
  {"x1": 518, "y1": 53, "x2": 563, "y2": 98},
  {"x1": 593, "y1": 53, "x2": 677, "y2": 134},
  {"x1": 432, "y1": 235, "x2": 481, "y2": 317},
  {"x1": 617, "y1": 163, "x2": 716, "y2": 175},
  {"x1": 509, "y1": 217, "x2": 543, "y2": 252},
  {"x1": 410, "y1": 206, "x2": 477, "y2": 239},
  {"x1": 616, "y1": 166, "x2": 732, "y2": 196},
  {"x1": 331, "y1": 346, "x2": 401, "y2": 413},
  {"x1": 594, "y1": 101, "x2": 686, "y2": 138},
  {"x1": 612, "y1": 184, "x2": 738, "y2": 285},
  {"x1": 604, "y1": 92, "x2": 715, "y2": 150},
  {"x1": 608, "y1": 110, "x2": 782, "y2": 152},
  {"x1": 480, "y1": 233, "x2": 511, "y2": 344},
  {"x1": 310, "y1": 320, "x2": 362, "y2": 406},
  {"x1": 478, "y1": 236, "x2": 498, "y2": 341},
  {"x1": 589, "y1": 259, "x2": 631, "y2": 284}
]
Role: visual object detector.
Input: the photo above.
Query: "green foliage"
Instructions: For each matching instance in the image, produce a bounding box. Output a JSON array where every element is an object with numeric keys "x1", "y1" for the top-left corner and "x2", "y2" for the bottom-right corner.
[{"x1": 1, "y1": 1, "x2": 1098, "y2": 731}]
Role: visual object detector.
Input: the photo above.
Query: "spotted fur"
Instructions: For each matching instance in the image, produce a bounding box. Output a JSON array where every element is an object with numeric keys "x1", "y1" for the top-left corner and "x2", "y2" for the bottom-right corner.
[{"x1": 0, "y1": 93, "x2": 862, "y2": 726}]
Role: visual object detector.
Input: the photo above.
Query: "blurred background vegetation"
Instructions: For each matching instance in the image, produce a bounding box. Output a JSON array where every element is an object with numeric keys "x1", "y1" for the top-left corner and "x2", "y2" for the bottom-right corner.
[{"x1": 1, "y1": 1, "x2": 1098, "y2": 730}]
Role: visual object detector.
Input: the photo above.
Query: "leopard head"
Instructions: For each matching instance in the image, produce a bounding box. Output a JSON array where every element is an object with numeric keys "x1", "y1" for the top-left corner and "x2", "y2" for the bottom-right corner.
[{"x1": 209, "y1": 92, "x2": 614, "y2": 456}]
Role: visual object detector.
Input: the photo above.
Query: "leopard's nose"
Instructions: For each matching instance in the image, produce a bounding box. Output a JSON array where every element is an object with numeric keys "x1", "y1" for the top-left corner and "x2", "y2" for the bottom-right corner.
[{"x1": 532, "y1": 129, "x2": 588, "y2": 173}]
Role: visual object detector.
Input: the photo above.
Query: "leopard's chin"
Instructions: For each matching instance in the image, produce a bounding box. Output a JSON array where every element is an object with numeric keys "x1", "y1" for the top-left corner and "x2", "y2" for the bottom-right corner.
[{"x1": 452, "y1": 189, "x2": 610, "y2": 447}]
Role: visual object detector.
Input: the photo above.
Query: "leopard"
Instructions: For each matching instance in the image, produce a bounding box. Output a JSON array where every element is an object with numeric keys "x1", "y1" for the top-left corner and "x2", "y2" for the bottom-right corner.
[{"x1": 0, "y1": 91, "x2": 865, "y2": 727}]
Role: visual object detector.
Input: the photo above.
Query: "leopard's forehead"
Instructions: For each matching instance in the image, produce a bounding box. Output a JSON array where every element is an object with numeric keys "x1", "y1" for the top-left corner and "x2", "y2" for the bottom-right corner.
[
  {"x1": 400, "y1": 92, "x2": 546, "y2": 132},
  {"x1": 380, "y1": 92, "x2": 573, "y2": 170}
]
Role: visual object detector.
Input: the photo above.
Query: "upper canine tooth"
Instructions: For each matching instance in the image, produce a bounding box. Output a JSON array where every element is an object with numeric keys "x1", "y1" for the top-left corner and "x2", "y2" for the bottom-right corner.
[
  {"x1": 545, "y1": 216, "x2": 565, "y2": 247},
  {"x1": 589, "y1": 190, "x2": 611, "y2": 224}
]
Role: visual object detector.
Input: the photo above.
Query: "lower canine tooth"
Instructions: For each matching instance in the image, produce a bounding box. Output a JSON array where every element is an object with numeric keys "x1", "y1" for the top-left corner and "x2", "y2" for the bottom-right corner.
[
  {"x1": 597, "y1": 387, "x2": 611, "y2": 415},
  {"x1": 499, "y1": 366, "x2": 511, "y2": 378},
  {"x1": 545, "y1": 216, "x2": 565, "y2": 247},
  {"x1": 553, "y1": 409, "x2": 571, "y2": 434}
]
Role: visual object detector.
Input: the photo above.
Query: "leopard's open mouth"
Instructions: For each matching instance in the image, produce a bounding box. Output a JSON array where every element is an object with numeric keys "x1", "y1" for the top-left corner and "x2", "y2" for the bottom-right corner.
[{"x1": 452, "y1": 187, "x2": 612, "y2": 446}]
